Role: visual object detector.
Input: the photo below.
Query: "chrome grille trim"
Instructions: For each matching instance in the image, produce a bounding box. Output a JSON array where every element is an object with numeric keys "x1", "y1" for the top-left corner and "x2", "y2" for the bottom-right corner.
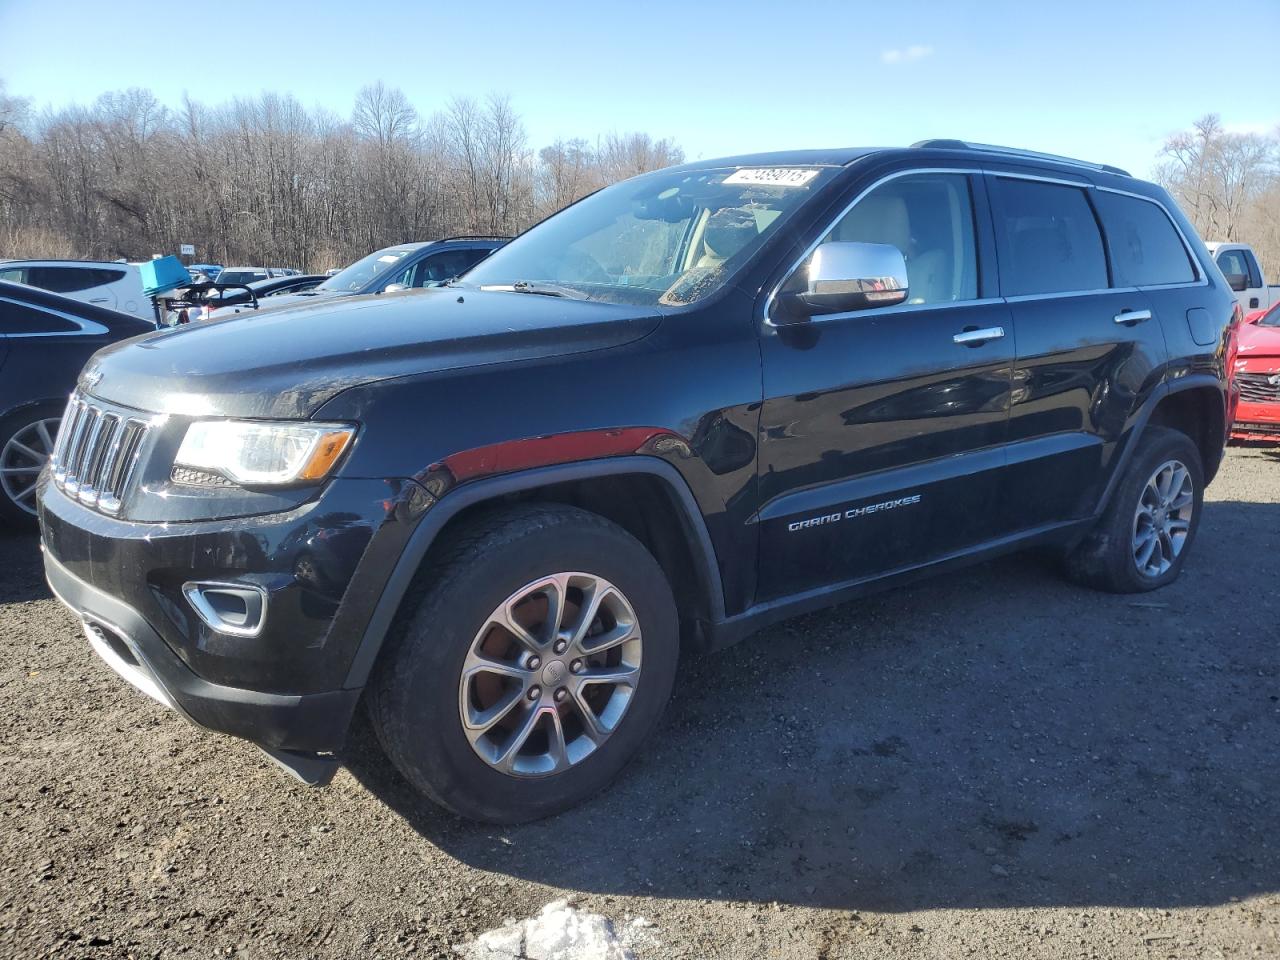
[
  {"x1": 49, "y1": 393, "x2": 154, "y2": 516},
  {"x1": 1237, "y1": 373, "x2": 1280, "y2": 404}
]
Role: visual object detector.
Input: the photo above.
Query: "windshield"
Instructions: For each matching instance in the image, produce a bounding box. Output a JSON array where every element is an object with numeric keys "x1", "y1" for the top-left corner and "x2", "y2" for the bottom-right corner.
[
  {"x1": 1260, "y1": 303, "x2": 1280, "y2": 327},
  {"x1": 460, "y1": 166, "x2": 837, "y2": 306},
  {"x1": 318, "y1": 247, "x2": 417, "y2": 293}
]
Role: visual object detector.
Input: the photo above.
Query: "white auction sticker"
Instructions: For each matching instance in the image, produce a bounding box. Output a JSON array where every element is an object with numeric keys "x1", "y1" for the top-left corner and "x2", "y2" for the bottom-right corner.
[{"x1": 723, "y1": 168, "x2": 819, "y2": 187}]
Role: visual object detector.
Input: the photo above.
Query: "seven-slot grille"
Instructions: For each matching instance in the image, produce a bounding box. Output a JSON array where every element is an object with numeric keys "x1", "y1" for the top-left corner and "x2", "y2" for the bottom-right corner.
[
  {"x1": 50, "y1": 394, "x2": 151, "y2": 515},
  {"x1": 1237, "y1": 373, "x2": 1280, "y2": 404}
]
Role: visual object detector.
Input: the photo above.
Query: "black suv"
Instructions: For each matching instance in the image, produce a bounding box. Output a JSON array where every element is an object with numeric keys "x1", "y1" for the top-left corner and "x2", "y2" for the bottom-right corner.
[{"x1": 37, "y1": 142, "x2": 1237, "y2": 822}]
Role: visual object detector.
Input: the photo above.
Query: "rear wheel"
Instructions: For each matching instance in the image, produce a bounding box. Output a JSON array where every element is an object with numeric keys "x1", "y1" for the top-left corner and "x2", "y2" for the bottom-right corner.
[
  {"x1": 368, "y1": 504, "x2": 679, "y2": 823},
  {"x1": 1065, "y1": 425, "x2": 1204, "y2": 593},
  {"x1": 0, "y1": 405, "x2": 62, "y2": 528}
]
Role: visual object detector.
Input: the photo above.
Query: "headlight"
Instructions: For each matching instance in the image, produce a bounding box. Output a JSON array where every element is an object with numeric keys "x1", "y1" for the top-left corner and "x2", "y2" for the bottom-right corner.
[{"x1": 174, "y1": 420, "x2": 355, "y2": 486}]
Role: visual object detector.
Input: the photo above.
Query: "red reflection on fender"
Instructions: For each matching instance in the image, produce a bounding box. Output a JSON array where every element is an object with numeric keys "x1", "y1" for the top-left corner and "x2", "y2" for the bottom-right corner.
[{"x1": 440, "y1": 427, "x2": 674, "y2": 483}]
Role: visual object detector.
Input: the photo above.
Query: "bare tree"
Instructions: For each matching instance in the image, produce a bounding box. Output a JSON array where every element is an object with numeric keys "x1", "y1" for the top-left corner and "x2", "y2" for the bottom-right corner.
[
  {"x1": 0, "y1": 80, "x2": 685, "y2": 272},
  {"x1": 1157, "y1": 114, "x2": 1279, "y2": 263}
]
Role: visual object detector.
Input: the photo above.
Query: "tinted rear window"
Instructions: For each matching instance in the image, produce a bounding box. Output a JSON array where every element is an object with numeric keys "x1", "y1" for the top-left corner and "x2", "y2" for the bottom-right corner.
[
  {"x1": 26, "y1": 266, "x2": 126, "y2": 293},
  {"x1": 0, "y1": 300, "x2": 82, "y2": 334},
  {"x1": 995, "y1": 179, "x2": 1107, "y2": 296},
  {"x1": 1093, "y1": 192, "x2": 1195, "y2": 286}
]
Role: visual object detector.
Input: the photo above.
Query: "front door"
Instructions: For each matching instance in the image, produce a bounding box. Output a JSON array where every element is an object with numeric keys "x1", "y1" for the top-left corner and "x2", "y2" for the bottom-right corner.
[{"x1": 756, "y1": 169, "x2": 1014, "y2": 601}]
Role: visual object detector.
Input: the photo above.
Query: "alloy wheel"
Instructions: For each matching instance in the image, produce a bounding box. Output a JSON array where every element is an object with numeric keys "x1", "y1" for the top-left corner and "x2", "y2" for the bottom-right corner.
[
  {"x1": 1132, "y1": 458, "x2": 1194, "y2": 578},
  {"x1": 458, "y1": 572, "x2": 643, "y2": 777},
  {"x1": 0, "y1": 417, "x2": 60, "y2": 516}
]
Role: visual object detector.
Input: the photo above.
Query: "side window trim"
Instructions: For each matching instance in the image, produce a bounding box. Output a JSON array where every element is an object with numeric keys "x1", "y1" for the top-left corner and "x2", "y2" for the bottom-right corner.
[
  {"x1": 763, "y1": 165, "x2": 989, "y2": 326},
  {"x1": 0, "y1": 296, "x2": 110, "y2": 337}
]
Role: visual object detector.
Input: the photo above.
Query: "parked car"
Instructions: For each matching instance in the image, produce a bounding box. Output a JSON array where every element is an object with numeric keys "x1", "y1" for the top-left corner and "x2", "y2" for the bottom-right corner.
[
  {"x1": 199, "y1": 274, "x2": 327, "y2": 320},
  {"x1": 0, "y1": 280, "x2": 154, "y2": 524},
  {"x1": 190, "y1": 263, "x2": 223, "y2": 281},
  {"x1": 214, "y1": 267, "x2": 286, "y2": 286},
  {"x1": 1232, "y1": 300, "x2": 1280, "y2": 441},
  {"x1": 37, "y1": 141, "x2": 1235, "y2": 823},
  {"x1": 223, "y1": 237, "x2": 506, "y2": 317},
  {"x1": 1206, "y1": 242, "x2": 1280, "y2": 314},
  {"x1": 0, "y1": 259, "x2": 151, "y2": 321}
]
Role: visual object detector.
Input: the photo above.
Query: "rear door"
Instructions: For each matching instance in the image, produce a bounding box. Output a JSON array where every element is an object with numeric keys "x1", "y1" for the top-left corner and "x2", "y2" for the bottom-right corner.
[
  {"x1": 755, "y1": 168, "x2": 1014, "y2": 601},
  {"x1": 988, "y1": 172, "x2": 1168, "y2": 531}
]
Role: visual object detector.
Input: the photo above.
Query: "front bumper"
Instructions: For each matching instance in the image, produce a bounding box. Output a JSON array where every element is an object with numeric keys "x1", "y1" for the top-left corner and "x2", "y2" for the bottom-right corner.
[
  {"x1": 45, "y1": 549, "x2": 360, "y2": 752},
  {"x1": 1231, "y1": 398, "x2": 1280, "y2": 442},
  {"x1": 39, "y1": 473, "x2": 430, "y2": 753}
]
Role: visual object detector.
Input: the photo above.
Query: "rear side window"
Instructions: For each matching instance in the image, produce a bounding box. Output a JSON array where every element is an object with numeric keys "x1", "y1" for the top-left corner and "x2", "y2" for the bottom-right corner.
[
  {"x1": 1093, "y1": 192, "x2": 1195, "y2": 286},
  {"x1": 26, "y1": 266, "x2": 126, "y2": 293},
  {"x1": 994, "y1": 178, "x2": 1107, "y2": 296},
  {"x1": 0, "y1": 300, "x2": 82, "y2": 334}
]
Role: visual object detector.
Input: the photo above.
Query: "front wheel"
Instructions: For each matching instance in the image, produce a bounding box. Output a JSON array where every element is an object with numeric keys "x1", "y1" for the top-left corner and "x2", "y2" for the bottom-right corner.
[
  {"x1": 1065, "y1": 425, "x2": 1205, "y2": 593},
  {"x1": 368, "y1": 504, "x2": 679, "y2": 823}
]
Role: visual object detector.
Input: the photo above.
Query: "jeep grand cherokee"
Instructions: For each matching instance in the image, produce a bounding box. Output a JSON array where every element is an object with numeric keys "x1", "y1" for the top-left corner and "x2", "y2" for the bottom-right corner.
[{"x1": 37, "y1": 140, "x2": 1237, "y2": 823}]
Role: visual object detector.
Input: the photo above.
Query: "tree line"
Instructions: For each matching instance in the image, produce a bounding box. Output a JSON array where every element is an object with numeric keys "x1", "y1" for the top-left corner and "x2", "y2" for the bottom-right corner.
[
  {"x1": 0, "y1": 80, "x2": 683, "y2": 271},
  {"x1": 1156, "y1": 114, "x2": 1280, "y2": 276},
  {"x1": 1, "y1": 84, "x2": 1277, "y2": 279}
]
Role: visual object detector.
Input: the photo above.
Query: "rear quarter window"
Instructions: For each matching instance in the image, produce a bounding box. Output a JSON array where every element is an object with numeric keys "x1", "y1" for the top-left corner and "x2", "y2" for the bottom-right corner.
[
  {"x1": 26, "y1": 266, "x2": 126, "y2": 293},
  {"x1": 0, "y1": 300, "x2": 83, "y2": 334},
  {"x1": 993, "y1": 178, "x2": 1108, "y2": 297},
  {"x1": 1093, "y1": 192, "x2": 1196, "y2": 286}
]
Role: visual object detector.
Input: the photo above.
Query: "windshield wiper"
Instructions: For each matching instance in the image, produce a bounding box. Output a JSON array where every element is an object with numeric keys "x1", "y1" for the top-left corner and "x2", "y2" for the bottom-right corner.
[{"x1": 481, "y1": 280, "x2": 590, "y2": 300}]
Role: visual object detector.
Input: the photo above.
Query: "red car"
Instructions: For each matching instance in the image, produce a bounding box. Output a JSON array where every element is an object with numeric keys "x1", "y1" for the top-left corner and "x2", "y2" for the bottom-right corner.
[{"x1": 1233, "y1": 301, "x2": 1280, "y2": 441}]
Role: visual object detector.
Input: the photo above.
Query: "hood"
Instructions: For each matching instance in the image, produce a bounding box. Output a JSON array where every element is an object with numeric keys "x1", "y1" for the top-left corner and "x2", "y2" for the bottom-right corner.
[
  {"x1": 213, "y1": 286, "x2": 347, "y2": 317},
  {"x1": 1237, "y1": 320, "x2": 1280, "y2": 362},
  {"x1": 83, "y1": 288, "x2": 662, "y2": 418}
]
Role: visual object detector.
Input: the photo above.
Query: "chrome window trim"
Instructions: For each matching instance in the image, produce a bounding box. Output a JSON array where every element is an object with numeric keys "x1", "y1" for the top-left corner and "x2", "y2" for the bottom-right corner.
[
  {"x1": 0, "y1": 296, "x2": 111, "y2": 337},
  {"x1": 987, "y1": 170, "x2": 1093, "y2": 189},
  {"x1": 1006, "y1": 286, "x2": 1140, "y2": 303}
]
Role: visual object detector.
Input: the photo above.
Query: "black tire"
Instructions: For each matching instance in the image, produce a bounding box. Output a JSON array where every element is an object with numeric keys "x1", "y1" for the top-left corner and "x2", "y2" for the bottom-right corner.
[
  {"x1": 1065, "y1": 425, "x2": 1205, "y2": 593},
  {"x1": 0, "y1": 403, "x2": 62, "y2": 530},
  {"x1": 367, "y1": 504, "x2": 679, "y2": 823}
]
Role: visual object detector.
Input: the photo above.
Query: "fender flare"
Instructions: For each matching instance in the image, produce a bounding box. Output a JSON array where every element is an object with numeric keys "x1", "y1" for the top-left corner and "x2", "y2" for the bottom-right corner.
[
  {"x1": 1094, "y1": 374, "x2": 1226, "y2": 515},
  {"x1": 342, "y1": 455, "x2": 727, "y2": 689}
]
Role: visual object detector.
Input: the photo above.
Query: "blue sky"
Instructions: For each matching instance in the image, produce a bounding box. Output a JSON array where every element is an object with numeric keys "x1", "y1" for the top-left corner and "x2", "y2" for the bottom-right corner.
[{"x1": 2, "y1": 0, "x2": 1277, "y2": 178}]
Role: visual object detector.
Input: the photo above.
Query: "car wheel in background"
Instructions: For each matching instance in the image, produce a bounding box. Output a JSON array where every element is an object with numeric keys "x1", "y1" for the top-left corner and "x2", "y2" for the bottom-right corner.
[{"x1": 0, "y1": 405, "x2": 62, "y2": 528}]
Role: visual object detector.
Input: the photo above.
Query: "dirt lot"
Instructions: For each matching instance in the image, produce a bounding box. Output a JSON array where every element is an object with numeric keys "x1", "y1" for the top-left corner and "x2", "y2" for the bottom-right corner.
[{"x1": 2, "y1": 447, "x2": 1278, "y2": 959}]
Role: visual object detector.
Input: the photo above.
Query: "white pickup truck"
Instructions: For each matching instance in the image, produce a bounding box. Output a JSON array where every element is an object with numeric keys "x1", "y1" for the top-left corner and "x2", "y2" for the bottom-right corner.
[{"x1": 1206, "y1": 242, "x2": 1280, "y2": 315}]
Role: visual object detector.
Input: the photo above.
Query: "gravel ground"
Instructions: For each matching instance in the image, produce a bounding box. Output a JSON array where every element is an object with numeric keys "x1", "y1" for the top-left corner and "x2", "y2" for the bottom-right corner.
[{"x1": 2, "y1": 446, "x2": 1278, "y2": 959}]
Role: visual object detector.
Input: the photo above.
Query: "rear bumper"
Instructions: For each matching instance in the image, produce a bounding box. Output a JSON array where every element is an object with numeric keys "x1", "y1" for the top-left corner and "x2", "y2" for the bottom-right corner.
[{"x1": 45, "y1": 548, "x2": 361, "y2": 752}]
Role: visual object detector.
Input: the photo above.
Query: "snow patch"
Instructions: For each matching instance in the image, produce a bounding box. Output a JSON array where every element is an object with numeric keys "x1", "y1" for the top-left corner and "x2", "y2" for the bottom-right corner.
[{"x1": 457, "y1": 899, "x2": 645, "y2": 960}]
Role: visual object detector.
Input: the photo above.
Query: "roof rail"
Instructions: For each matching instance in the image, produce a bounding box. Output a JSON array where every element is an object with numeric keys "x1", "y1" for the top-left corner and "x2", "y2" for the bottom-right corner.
[
  {"x1": 909, "y1": 139, "x2": 1131, "y2": 177},
  {"x1": 436, "y1": 234, "x2": 511, "y2": 243}
]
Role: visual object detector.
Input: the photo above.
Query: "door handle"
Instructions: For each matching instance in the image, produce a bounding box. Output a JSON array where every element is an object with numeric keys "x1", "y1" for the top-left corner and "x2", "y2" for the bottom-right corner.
[
  {"x1": 88, "y1": 297, "x2": 110, "y2": 303},
  {"x1": 953, "y1": 326, "x2": 1005, "y2": 346},
  {"x1": 1113, "y1": 308, "x2": 1152, "y2": 325}
]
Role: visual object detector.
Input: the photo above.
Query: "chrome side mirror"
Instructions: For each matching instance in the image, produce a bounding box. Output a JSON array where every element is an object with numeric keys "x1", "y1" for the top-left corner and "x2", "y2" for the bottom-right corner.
[
  {"x1": 780, "y1": 241, "x2": 909, "y2": 319},
  {"x1": 382, "y1": 282, "x2": 410, "y2": 294}
]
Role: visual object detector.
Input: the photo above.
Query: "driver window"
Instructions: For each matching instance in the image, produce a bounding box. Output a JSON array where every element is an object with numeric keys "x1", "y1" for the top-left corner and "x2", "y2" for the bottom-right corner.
[{"x1": 821, "y1": 173, "x2": 979, "y2": 306}]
